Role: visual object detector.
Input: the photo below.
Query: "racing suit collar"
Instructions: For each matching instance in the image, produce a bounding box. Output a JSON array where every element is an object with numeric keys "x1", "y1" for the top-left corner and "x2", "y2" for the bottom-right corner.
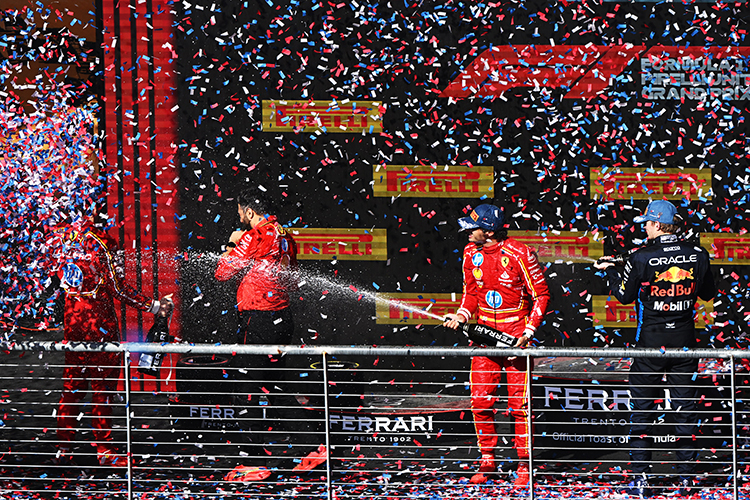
[
  {"x1": 252, "y1": 214, "x2": 277, "y2": 231},
  {"x1": 655, "y1": 234, "x2": 679, "y2": 244},
  {"x1": 478, "y1": 239, "x2": 503, "y2": 253}
]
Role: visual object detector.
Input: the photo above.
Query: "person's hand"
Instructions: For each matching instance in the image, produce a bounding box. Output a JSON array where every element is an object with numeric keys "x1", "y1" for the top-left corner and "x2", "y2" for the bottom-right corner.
[
  {"x1": 514, "y1": 336, "x2": 530, "y2": 348},
  {"x1": 443, "y1": 313, "x2": 463, "y2": 331},
  {"x1": 229, "y1": 230, "x2": 246, "y2": 245},
  {"x1": 514, "y1": 326, "x2": 534, "y2": 348},
  {"x1": 157, "y1": 294, "x2": 173, "y2": 317},
  {"x1": 593, "y1": 260, "x2": 614, "y2": 270},
  {"x1": 222, "y1": 231, "x2": 246, "y2": 255}
]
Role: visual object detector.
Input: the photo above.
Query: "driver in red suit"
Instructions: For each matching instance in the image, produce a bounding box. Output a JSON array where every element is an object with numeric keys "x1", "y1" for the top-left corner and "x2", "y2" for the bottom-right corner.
[
  {"x1": 444, "y1": 204, "x2": 550, "y2": 486},
  {"x1": 51, "y1": 211, "x2": 171, "y2": 466}
]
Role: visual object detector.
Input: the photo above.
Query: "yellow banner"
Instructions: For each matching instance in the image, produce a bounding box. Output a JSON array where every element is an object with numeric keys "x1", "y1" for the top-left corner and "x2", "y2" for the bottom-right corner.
[
  {"x1": 701, "y1": 233, "x2": 750, "y2": 265},
  {"x1": 591, "y1": 295, "x2": 713, "y2": 328},
  {"x1": 374, "y1": 292, "x2": 461, "y2": 325},
  {"x1": 291, "y1": 228, "x2": 387, "y2": 261},
  {"x1": 372, "y1": 165, "x2": 494, "y2": 198},
  {"x1": 262, "y1": 100, "x2": 383, "y2": 133},
  {"x1": 507, "y1": 231, "x2": 603, "y2": 263},
  {"x1": 590, "y1": 167, "x2": 712, "y2": 200}
]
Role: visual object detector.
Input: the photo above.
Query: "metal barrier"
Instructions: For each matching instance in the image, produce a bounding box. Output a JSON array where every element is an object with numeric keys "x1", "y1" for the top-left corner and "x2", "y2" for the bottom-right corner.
[{"x1": 0, "y1": 342, "x2": 748, "y2": 499}]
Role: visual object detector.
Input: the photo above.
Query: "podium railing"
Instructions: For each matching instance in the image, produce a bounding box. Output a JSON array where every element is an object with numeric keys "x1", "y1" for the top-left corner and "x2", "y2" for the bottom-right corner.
[{"x1": 0, "y1": 342, "x2": 746, "y2": 500}]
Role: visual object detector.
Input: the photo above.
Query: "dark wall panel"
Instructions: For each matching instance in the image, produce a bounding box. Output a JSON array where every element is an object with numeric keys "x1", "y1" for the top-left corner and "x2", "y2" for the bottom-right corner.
[{"x1": 173, "y1": 1, "x2": 750, "y2": 359}]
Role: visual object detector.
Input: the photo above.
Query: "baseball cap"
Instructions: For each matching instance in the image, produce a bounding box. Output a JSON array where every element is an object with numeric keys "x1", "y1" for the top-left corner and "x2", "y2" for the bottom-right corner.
[
  {"x1": 457, "y1": 204, "x2": 504, "y2": 231},
  {"x1": 633, "y1": 200, "x2": 677, "y2": 224}
]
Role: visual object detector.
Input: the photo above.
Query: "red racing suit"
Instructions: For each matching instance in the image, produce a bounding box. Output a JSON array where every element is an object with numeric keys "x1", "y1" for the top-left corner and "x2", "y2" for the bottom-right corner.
[
  {"x1": 456, "y1": 237, "x2": 550, "y2": 459},
  {"x1": 214, "y1": 216, "x2": 300, "y2": 441},
  {"x1": 215, "y1": 215, "x2": 298, "y2": 313},
  {"x1": 54, "y1": 223, "x2": 158, "y2": 444}
]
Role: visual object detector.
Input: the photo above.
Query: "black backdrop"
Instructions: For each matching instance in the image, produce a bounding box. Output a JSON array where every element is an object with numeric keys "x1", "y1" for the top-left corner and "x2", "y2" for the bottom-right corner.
[{"x1": 173, "y1": 1, "x2": 750, "y2": 367}]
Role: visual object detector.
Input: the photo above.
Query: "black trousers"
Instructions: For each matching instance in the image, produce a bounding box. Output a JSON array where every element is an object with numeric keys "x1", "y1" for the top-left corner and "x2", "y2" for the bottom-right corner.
[
  {"x1": 234, "y1": 309, "x2": 297, "y2": 441},
  {"x1": 628, "y1": 356, "x2": 698, "y2": 475}
]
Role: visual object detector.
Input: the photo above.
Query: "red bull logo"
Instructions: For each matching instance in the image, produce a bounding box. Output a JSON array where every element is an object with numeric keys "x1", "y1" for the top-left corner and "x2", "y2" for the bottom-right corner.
[
  {"x1": 651, "y1": 267, "x2": 695, "y2": 298},
  {"x1": 650, "y1": 283, "x2": 696, "y2": 298},
  {"x1": 654, "y1": 266, "x2": 694, "y2": 283}
]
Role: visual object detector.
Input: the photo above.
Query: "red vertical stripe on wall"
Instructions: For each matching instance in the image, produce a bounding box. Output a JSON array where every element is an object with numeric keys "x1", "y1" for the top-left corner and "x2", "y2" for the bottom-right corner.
[{"x1": 102, "y1": 0, "x2": 180, "y2": 391}]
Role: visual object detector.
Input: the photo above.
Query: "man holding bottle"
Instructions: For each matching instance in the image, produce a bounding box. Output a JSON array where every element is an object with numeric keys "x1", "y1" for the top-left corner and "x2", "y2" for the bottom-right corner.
[{"x1": 444, "y1": 203, "x2": 550, "y2": 486}]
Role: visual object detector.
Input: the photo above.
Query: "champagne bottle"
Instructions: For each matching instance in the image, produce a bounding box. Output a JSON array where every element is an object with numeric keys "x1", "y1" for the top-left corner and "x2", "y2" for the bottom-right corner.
[
  {"x1": 138, "y1": 314, "x2": 171, "y2": 377},
  {"x1": 595, "y1": 254, "x2": 626, "y2": 266},
  {"x1": 458, "y1": 322, "x2": 518, "y2": 348}
]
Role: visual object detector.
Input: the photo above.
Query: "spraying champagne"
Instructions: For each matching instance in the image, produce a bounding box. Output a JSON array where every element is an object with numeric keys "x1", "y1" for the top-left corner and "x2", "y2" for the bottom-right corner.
[
  {"x1": 595, "y1": 244, "x2": 646, "y2": 267},
  {"x1": 595, "y1": 230, "x2": 658, "y2": 267}
]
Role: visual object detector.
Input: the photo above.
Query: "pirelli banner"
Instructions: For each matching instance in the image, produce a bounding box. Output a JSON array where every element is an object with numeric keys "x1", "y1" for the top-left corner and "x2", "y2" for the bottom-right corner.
[
  {"x1": 375, "y1": 293, "x2": 460, "y2": 325},
  {"x1": 701, "y1": 234, "x2": 750, "y2": 265},
  {"x1": 590, "y1": 168, "x2": 713, "y2": 201},
  {"x1": 292, "y1": 228, "x2": 388, "y2": 261},
  {"x1": 372, "y1": 165, "x2": 494, "y2": 198},
  {"x1": 592, "y1": 296, "x2": 714, "y2": 329},
  {"x1": 378, "y1": 292, "x2": 714, "y2": 329},
  {"x1": 262, "y1": 100, "x2": 384, "y2": 133},
  {"x1": 507, "y1": 231, "x2": 603, "y2": 263}
]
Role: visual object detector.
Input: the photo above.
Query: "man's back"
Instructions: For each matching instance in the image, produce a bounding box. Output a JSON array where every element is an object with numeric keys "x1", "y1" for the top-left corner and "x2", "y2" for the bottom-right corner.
[{"x1": 608, "y1": 234, "x2": 714, "y2": 347}]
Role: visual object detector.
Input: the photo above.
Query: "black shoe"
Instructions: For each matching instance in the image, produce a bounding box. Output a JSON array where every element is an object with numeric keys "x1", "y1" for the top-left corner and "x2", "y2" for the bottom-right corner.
[{"x1": 677, "y1": 476, "x2": 695, "y2": 496}]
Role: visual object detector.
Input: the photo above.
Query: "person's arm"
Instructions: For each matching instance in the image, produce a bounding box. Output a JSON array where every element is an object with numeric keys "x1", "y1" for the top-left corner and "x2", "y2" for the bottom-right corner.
[
  {"x1": 90, "y1": 231, "x2": 161, "y2": 314},
  {"x1": 215, "y1": 230, "x2": 257, "y2": 281},
  {"x1": 444, "y1": 246, "x2": 477, "y2": 330},
  {"x1": 518, "y1": 245, "x2": 551, "y2": 341},
  {"x1": 456, "y1": 248, "x2": 479, "y2": 324},
  {"x1": 605, "y1": 256, "x2": 642, "y2": 305}
]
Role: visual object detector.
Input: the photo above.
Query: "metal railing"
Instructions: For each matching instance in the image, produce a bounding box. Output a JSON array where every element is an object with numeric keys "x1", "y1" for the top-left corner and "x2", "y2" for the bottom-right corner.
[{"x1": 0, "y1": 342, "x2": 748, "y2": 499}]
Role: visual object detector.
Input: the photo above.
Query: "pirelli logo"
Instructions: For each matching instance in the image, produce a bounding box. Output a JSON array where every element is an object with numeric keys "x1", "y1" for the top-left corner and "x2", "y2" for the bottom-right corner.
[
  {"x1": 590, "y1": 167, "x2": 712, "y2": 200},
  {"x1": 374, "y1": 293, "x2": 460, "y2": 325},
  {"x1": 592, "y1": 296, "x2": 713, "y2": 328},
  {"x1": 262, "y1": 100, "x2": 383, "y2": 133},
  {"x1": 372, "y1": 165, "x2": 494, "y2": 198},
  {"x1": 701, "y1": 234, "x2": 750, "y2": 265},
  {"x1": 291, "y1": 228, "x2": 387, "y2": 261},
  {"x1": 507, "y1": 231, "x2": 603, "y2": 263}
]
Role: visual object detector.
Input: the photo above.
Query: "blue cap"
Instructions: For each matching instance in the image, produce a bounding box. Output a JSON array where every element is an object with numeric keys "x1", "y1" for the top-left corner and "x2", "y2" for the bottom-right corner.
[
  {"x1": 633, "y1": 200, "x2": 677, "y2": 224},
  {"x1": 457, "y1": 204, "x2": 504, "y2": 231}
]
